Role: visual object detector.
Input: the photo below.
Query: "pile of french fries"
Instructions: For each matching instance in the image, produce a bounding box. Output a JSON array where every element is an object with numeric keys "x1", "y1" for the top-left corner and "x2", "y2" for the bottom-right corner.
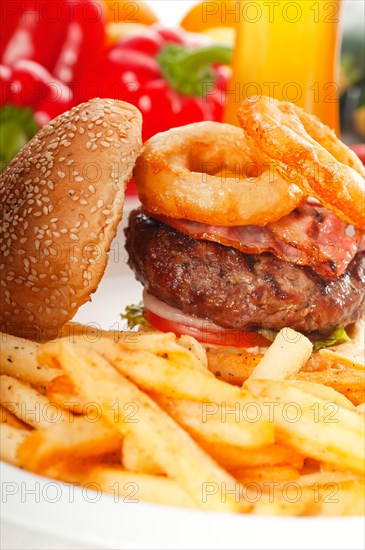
[{"x1": 1, "y1": 323, "x2": 364, "y2": 516}]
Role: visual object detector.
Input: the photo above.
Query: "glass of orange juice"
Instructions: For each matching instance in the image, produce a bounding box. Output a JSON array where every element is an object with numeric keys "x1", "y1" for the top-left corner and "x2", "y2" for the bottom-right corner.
[{"x1": 223, "y1": 0, "x2": 342, "y2": 133}]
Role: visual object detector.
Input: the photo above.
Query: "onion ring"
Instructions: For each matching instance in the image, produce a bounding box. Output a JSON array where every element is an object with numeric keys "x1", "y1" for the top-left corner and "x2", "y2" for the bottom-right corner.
[
  {"x1": 238, "y1": 97, "x2": 365, "y2": 230},
  {"x1": 134, "y1": 121, "x2": 305, "y2": 226},
  {"x1": 295, "y1": 108, "x2": 364, "y2": 177}
]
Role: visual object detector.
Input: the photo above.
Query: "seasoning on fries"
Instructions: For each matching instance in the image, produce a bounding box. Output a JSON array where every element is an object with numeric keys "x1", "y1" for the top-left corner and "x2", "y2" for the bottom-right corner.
[{"x1": 1, "y1": 326, "x2": 364, "y2": 516}]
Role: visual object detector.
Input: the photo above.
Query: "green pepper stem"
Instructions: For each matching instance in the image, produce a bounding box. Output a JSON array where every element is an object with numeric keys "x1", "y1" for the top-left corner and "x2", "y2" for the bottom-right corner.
[
  {"x1": 178, "y1": 45, "x2": 232, "y2": 72},
  {"x1": 158, "y1": 43, "x2": 232, "y2": 97}
]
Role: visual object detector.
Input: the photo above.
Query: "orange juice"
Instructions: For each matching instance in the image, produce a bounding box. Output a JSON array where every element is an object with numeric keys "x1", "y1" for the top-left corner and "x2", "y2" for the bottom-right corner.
[{"x1": 223, "y1": 0, "x2": 342, "y2": 132}]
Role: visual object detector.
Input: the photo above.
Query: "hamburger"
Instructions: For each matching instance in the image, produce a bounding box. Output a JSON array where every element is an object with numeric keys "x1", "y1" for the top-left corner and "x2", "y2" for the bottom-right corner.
[
  {"x1": 1, "y1": 96, "x2": 363, "y2": 357},
  {"x1": 124, "y1": 117, "x2": 365, "y2": 350}
]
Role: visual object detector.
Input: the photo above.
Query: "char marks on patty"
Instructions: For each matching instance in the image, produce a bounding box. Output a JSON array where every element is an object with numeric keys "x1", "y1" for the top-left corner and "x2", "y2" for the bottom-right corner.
[{"x1": 125, "y1": 209, "x2": 365, "y2": 336}]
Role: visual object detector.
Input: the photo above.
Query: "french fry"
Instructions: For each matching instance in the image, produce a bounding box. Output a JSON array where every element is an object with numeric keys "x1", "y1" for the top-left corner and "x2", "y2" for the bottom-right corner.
[
  {"x1": 236, "y1": 465, "x2": 300, "y2": 484},
  {"x1": 246, "y1": 328, "x2": 312, "y2": 382},
  {"x1": 88, "y1": 337, "x2": 275, "y2": 446},
  {"x1": 52, "y1": 345, "x2": 364, "y2": 409},
  {"x1": 297, "y1": 471, "x2": 362, "y2": 487},
  {"x1": 121, "y1": 332, "x2": 210, "y2": 373},
  {"x1": 207, "y1": 344, "x2": 365, "y2": 405},
  {"x1": 0, "y1": 404, "x2": 11, "y2": 423},
  {"x1": 346, "y1": 390, "x2": 365, "y2": 407},
  {"x1": 76, "y1": 337, "x2": 233, "y2": 402},
  {"x1": 3, "y1": 321, "x2": 363, "y2": 516},
  {"x1": 249, "y1": 379, "x2": 365, "y2": 437},
  {"x1": 18, "y1": 416, "x2": 122, "y2": 472},
  {"x1": 319, "y1": 348, "x2": 365, "y2": 370},
  {"x1": 0, "y1": 423, "x2": 30, "y2": 466},
  {"x1": 286, "y1": 380, "x2": 356, "y2": 410},
  {"x1": 45, "y1": 462, "x2": 195, "y2": 509},
  {"x1": 46, "y1": 374, "x2": 86, "y2": 414},
  {"x1": 206, "y1": 347, "x2": 263, "y2": 385},
  {"x1": 295, "y1": 368, "x2": 365, "y2": 405},
  {"x1": 121, "y1": 434, "x2": 163, "y2": 475},
  {"x1": 0, "y1": 374, "x2": 67, "y2": 428},
  {"x1": 0, "y1": 404, "x2": 30, "y2": 429},
  {"x1": 77, "y1": 331, "x2": 211, "y2": 375},
  {"x1": 0, "y1": 332, "x2": 59, "y2": 387},
  {"x1": 246, "y1": 379, "x2": 365, "y2": 474},
  {"x1": 154, "y1": 395, "x2": 274, "y2": 448},
  {"x1": 178, "y1": 335, "x2": 210, "y2": 372},
  {"x1": 199, "y1": 442, "x2": 304, "y2": 471},
  {"x1": 60, "y1": 328, "x2": 211, "y2": 375},
  {"x1": 87, "y1": 337, "x2": 273, "y2": 429},
  {"x1": 39, "y1": 341, "x2": 250, "y2": 513}
]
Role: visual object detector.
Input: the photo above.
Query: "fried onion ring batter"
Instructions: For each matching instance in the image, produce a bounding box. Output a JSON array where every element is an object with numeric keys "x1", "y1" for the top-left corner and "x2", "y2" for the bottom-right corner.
[
  {"x1": 238, "y1": 97, "x2": 365, "y2": 230},
  {"x1": 134, "y1": 122, "x2": 305, "y2": 226}
]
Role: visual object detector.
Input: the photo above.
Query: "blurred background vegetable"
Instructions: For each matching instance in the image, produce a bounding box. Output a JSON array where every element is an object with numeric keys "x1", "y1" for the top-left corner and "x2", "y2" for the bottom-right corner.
[
  {"x1": 0, "y1": 104, "x2": 38, "y2": 173},
  {"x1": 75, "y1": 25, "x2": 231, "y2": 141},
  {"x1": 104, "y1": 0, "x2": 159, "y2": 43},
  {"x1": 0, "y1": 59, "x2": 72, "y2": 169},
  {"x1": 0, "y1": 0, "x2": 233, "y2": 187},
  {"x1": 53, "y1": 0, "x2": 106, "y2": 87},
  {"x1": 0, "y1": 0, "x2": 364, "y2": 179},
  {"x1": 1, "y1": 0, "x2": 70, "y2": 69}
]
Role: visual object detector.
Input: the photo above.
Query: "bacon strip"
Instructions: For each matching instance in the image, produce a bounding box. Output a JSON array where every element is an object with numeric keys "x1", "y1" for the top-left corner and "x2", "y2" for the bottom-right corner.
[{"x1": 148, "y1": 204, "x2": 365, "y2": 278}]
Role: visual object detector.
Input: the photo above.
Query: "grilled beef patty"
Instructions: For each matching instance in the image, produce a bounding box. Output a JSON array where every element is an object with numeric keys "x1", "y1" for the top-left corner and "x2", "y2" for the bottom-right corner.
[{"x1": 125, "y1": 209, "x2": 365, "y2": 335}]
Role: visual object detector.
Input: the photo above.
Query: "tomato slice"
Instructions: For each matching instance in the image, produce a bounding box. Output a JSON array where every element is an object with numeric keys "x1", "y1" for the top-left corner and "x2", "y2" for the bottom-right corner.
[{"x1": 144, "y1": 309, "x2": 270, "y2": 348}]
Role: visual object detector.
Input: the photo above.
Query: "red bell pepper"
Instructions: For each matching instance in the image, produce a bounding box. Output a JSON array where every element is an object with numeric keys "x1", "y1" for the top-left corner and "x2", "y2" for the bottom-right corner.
[
  {"x1": 0, "y1": 64, "x2": 12, "y2": 106},
  {"x1": 0, "y1": 60, "x2": 73, "y2": 169},
  {"x1": 150, "y1": 25, "x2": 186, "y2": 45},
  {"x1": 1, "y1": 60, "x2": 73, "y2": 117},
  {"x1": 76, "y1": 25, "x2": 231, "y2": 142},
  {"x1": 1, "y1": 0, "x2": 69, "y2": 70},
  {"x1": 0, "y1": 0, "x2": 105, "y2": 173},
  {"x1": 1, "y1": 0, "x2": 106, "y2": 83},
  {"x1": 53, "y1": 0, "x2": 106, "y2": 87}
]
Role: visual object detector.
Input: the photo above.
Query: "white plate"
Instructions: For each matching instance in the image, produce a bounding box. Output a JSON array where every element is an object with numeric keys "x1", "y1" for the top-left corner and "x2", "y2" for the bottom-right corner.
[{"x1": 1, "y1": 199, "x2": 364, "y2": 550}]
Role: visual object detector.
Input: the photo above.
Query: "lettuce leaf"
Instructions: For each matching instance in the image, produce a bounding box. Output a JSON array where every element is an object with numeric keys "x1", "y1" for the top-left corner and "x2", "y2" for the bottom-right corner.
[
  {"x1": 120, "y1": 302, "x2": 150, "y2": 329},
  {"x1": 260, "y1": 327, "x2": 352, "y2": 352},
  {"x1": 313, "y1": 327, "x2": 352, "y2": 352}
]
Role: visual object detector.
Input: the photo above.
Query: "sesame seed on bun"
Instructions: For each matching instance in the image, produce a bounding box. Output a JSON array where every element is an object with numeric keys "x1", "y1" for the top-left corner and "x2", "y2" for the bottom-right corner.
[{"x1": 0, "y1": 98, "x2": 142, "y2": 340}]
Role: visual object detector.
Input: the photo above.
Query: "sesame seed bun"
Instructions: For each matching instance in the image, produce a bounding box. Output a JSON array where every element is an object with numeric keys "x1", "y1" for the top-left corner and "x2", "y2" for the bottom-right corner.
[{"x1": 0, "y1": 98, "x2": 142, "y2": 340}]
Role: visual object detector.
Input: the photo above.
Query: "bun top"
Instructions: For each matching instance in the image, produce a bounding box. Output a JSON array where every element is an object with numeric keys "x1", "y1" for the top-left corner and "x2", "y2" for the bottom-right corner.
[{"x1": 0, "y1": 98, "x2": 142, "y2": 340}]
